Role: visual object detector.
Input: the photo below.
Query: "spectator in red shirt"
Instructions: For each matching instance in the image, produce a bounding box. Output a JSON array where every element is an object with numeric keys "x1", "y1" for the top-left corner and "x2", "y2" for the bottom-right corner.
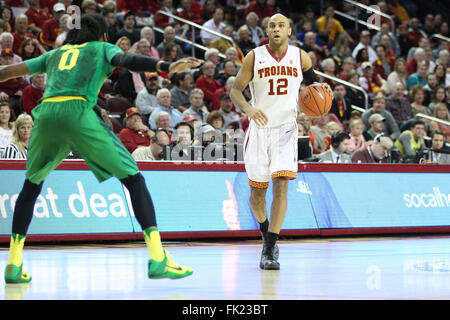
[
  {"x1": 39, "y1": 0, "x2": 59, "y2": 12},
  {"x1": 1, "y1": 5, "x2": 15, "y2": 33},
  {"x1": 245, "y1": 0, "x2": 275, "y2": 21},
  {"x1": 22, "y1": 74, "x2": 45, "y2": 115},
  {"x1": 39, "y1": 2, "x2": 65, "y2": 48},
  {"x1": 194, "y1": 60, "x2": 223, "y2": 110},
  {"x1": 177, "y1": 0, "x2": 204, "y2": 25},
  {"x1": 119, "y1": 107, "x2": 154, "y2": 154},
  {"x1": 5, "y1": 0, "x2": 25, "y2": 7},
  {"x1": 26, "y1": 0, "x2": 52, "y2": 34},
  {"x1": 12, "y1": 15, "x2": 38, "y2": 54},
  {"x1": 406, "y1": 47, "x2": 425, "y2": 76}
]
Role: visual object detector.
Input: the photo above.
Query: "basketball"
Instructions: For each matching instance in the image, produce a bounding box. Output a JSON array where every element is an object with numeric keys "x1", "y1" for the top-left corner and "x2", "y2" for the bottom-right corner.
[{"x1": 299, "y1": 83, "x2": 333, "y2": 117}]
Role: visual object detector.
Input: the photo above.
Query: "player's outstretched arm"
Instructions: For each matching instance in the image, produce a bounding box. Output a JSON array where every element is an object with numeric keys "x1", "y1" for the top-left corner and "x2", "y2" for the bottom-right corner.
[
  {"x1": 300, "y1": 49, "x2": 332, "y2": 96},
  {"x1": 111, "y1": 53, "x2": 202, "y2": 74},
  {"x1": 230, "y1": 51, "x2": 268, "y2": 127},
  {"x1": 0, "y1": 63, "x2": 30, "y2": 82}
]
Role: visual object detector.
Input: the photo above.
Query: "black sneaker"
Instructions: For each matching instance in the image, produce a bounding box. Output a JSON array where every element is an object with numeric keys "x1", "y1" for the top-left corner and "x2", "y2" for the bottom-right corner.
[
  {"x1": 261, "y1": 232, "x2": 279, "y2": 261},
  {"x1": 259, "y1": 244, "x2": 280, "y2": 270}
]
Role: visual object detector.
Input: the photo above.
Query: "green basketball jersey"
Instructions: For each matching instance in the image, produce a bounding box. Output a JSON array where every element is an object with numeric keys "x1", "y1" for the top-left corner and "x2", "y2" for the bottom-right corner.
[{"x1": 25, "y1": 41, "x2": 123, "y2": 106}]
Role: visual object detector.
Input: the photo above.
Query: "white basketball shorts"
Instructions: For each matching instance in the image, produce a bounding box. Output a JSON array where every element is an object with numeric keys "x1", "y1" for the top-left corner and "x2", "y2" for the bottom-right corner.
[{"x1": 243, "y1": 120, "x2": 298, "y2": 189}]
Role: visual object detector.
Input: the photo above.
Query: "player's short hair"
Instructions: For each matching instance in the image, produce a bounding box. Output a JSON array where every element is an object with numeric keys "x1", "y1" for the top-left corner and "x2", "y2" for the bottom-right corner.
[{"x1": 65, "y1": 13, "x2": 107, "y2": 45}]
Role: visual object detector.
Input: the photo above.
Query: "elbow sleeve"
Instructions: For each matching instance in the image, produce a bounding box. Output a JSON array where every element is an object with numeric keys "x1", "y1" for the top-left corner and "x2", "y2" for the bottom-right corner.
[{"x1": 302, "y1": 67, "x2": 317, "y2": 86}]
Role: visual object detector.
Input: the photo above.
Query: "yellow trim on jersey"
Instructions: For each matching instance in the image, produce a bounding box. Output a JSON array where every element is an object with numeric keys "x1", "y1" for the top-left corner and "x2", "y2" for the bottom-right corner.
[
  {"x1": 248, "y1": 179, "x2": 269, "y2": 189},
  {"x1": 42, "y1": 96, "x2": 87, "y2": 103},
  {"x1": 271, "y1": 171, "x2": 297, "y2": 180}
]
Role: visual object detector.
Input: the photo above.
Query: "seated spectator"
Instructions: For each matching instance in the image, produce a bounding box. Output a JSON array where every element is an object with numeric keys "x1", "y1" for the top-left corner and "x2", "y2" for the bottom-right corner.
[
  {"x1": 1, "y1": 113, "x2": 32, "y2": 160},
  {"x1": 330, "y1": 32, "x2": 352, "y2": 65},
  {"x1": 337, "y1": 57, "x2": 356, "y2": 81},
  {"x1": 54, "y1": 14, "x2": 71, "y2": 48},
  {"x1": 321, "y1": 121, "x2": 341, "y2": 151},
  {"x1": 407, "y1": 36, "x2": 430, "y2": 61},
  {"x1": 172, "y1": 121, "x2": 195, "y2": 147},
  {"x1": 432, "y1": 103, "x2": 450, "y2": 138},
  {"x1": 40, "y1": 3, "x2": 65, "y2": 48},
  {"x1": 372, "y1": 23, "x2": 400, "y2": 57},
  {"x1": 362, "y1": 93, "x2": 400, "y2": 141},
  {"x1": 352, "y1": 30, "x2": 377, "y2": 64},
  {"x1": 434, "y1": 64, "x2": 446, "y2": 87},
  {"x1": 301, "y1": 32, "x2": 325, "y2": 60},
  {"x1": 394, "y1": 120, "x2": 426, "y2": 157},
  {"x1": 296, "y1": 20, "x2": 316, "y2": 44},
  {"x1": 379, "y1": 34, "x2": 397, "y2": 71},
  {"x1": 320, "y1": 58, "x2": 336, "y2": 90},
  {"x1": 428, "y1": 86, "x2": 448, "y2": 113},
  {"x1": 203, "y1": 47, "x2": 221, "y2": 79},
  {"x1": 0, "y1": 102, "x2": 14, "y2": 157},
  {"x1": 154, "y1": 0, "x2": 177, "y2": 28},
  {"x1": 207, "y1": 110, "x2": 225, "y2": 131},
  {"x1": 156, "y1": 26, "x2": 183, "y2": 60},
  {"x1": 1, "y1": 5, "x2": 15, "y2": 33},
  {"x1": 170, "y1": 71, "x2": 193, "y2": 113},
  {"x1": 355, "y1": 48, "x2": 369, "y2": 74},
  {"x1": 347, "y1": 119, "x2": 366, "y2": 154},
  {"x1": 407, "y1": 18, "x2": 423, "y2": 46},
  {"x1": 115, "y1": 11, "x2": 140, "y2": 45},
  {"x1": 131, "y1": 128, "x2": 171, "y2": 161},
  {"x1": 219, "y1": 93, "x2": 242, "y2": 130},
  {"x1": 359, "y1": 62, "x2": 382, "y2": 96},
  {"x1": 386, "y1": 82, "x2": 415, "y2": 128},
  {"x1": 148, "y1": 88, "x2": 183, "y2": 130},
  {"x1": 351, "y1": 134, "x2": 393, "y2": 163},
  {"x1": 18, "y1": 38, "x2": 46, "y2": 61},
  {"x1": 410, "y1": 85, "x2": 432, "y2": 117},
  {"x1": 345, "y1": 70, "x2": 366, "y2": 109},
  {"x1": 116, "y1": 36, "x2": 131, "y2": 53},
  {"x1": 182, "y1": 88, "x2": 210, "y2": 124},
  {"x1": 373, "y1": 45, "x2": 391, "y2": 80},
  {"x1": 12, "y1": 14, "x2": 37, "y2": 54},
  {"x1": 297, "y1": 112, "x2": 318, "y2": 154},
  {"x1": 245, "y1": 0, "x2": 276, "y2": 21},
  {"x1": 200, "y1": 7, "x2": 226, "y2": 46},
  {"x1": 428, "y1": 130, "x2": 450, "y2": 164},
  {"x1": 437, "y1": 49, "x2": 449, "y2": 69},
  {"x1": 363, "y1": 113, "x2": 386, "y2": 142},
  {"x1": 329, "y1": 83, "x2": 352, "y2": 128},
  {"x1": 245, "y1": 11, "x2": 264, "y2": 47},
  {"x1": 406, "y1": 47, "x2": 425, "y2": 77},
  {"x1": 104, "y1": 9, "x2": 120, "y2": 44},
  {"x1": 386, "y1": 58, "x2": 407, "y2": 96},
  {"x1": 236, "y1": 24, "x2": 256, "y2": 56},
  {"x1": 388, "y1": 0, "x2": 410, "y2": 23},
  {"x1": 396, "y1": 23, "x2": 415, "y2": 59},
  {"x1": 119, "y1": 107, "x2": 153, "y2": 154},
  {"x1": 22, "y1": 73, "x2": 45, "y2": 115},
  {"x1": 135, "y1": 72, "x2": 160, "y2": 118},
  {"x1": 177, "y1": 0, "x2": 204, "y2": 26},
  {"x1": 132, "y1": 38, "x2": 154, "y2": 59},
  {"x1": 81, "y1": 0, "x2": 99, "y2": 14},
  {"x1": 406, "y1": 61, "x2": 428, "y2": 90},
  {"x1": 425, "y1": 47, "x2": 436, "y2": 74},
  {"x1": 217, "y1": 60, "x2": 237, "y2": 87},
  {"x1": 423, "y1": 73, "x2": 439, "y2": 106},
  {"x1": 209, "y1": 25, "x2": 239, "y2": 58},
  {"x1": 315, "y1": 4, "x2": 344, "y2": 44},
  {"x1": 317, "y1": 132, "x2": 351, "y2": 163},
  {"x1": 0, "y1": 32, "x2": 23, "y2": 64},
  {"x1": 310, "y1": 115, "x2": 330, "y2": 153},
  {"x1": 0, "y1": 48, "x2": 26, "y2": 116},
  {"x1": 159, "y1": 42, "x2": 181, "y2": 79},
  {"x1": 25, "y1": 0, "x2": 51, "y2": 34},
  {"x1": 200, "y1": 0, "x2": 217, "y2": 22},
  {"x1": 194, "y1": 61, "x2": 223, "y2": 110}
]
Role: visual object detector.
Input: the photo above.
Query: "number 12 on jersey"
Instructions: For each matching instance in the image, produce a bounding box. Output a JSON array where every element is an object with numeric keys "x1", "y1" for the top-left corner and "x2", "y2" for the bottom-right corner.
[{"x1": 268, "y1": 78, "x2": 288, "y2": 95}]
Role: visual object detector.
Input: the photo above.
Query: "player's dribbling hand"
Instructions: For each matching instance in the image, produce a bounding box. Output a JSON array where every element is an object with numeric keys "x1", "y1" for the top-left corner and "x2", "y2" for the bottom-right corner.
[
  {"x1": 247, "y1": 107, "x2": 268, "y2": 127},
  {"x1": 317, "y1": 82, "x2": 333, "y2": 96},
  {"x1": 169, "y1": 57, "x2": 204, "y2": 74}
]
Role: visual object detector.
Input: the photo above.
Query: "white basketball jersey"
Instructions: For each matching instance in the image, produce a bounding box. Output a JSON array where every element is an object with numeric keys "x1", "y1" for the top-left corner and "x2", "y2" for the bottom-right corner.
[{"x1": 250, "y1": 44, "x2": 303, "y2": 128}]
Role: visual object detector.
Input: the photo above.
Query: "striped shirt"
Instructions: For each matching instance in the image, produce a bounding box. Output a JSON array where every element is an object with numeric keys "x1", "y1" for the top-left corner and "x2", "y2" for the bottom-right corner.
[{"x1": 1, "y1": 142, "x2": 27, "y2": 160}]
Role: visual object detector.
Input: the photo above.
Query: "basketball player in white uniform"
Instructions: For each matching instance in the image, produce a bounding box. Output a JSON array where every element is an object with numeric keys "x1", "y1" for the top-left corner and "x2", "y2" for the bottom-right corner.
[{"x1": 230, "y1": 14, "x2": 332, "y2": 270}]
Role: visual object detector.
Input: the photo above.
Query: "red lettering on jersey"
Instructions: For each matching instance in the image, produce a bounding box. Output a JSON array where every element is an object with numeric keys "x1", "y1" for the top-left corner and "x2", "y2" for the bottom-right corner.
[
  {"x1": 293, "y1": 68, "x2": 298, "y2": 77},
  {"x1": 270, "y1": 66, "x2": 276, "y2": 76},
  {"x1": 280, "y1": 66, "x2": 286, "y2": 76},
  {"x1": 264, "y1": 67, "x2": 270, "y2": 77},
  {"x1": 286, "y1": 66, "x2": 292, "y2": 76},
  {"x1": 258, "y1": 69, "x2": 265, "y2": 78},
  {"x1": 276, "y1": 65, "x2": 280, "y2": 75}
]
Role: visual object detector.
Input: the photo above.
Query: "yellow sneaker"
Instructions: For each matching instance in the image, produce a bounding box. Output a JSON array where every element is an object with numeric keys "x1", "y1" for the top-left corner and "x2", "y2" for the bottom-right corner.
[{"x1": 148, "y1": 250, "x2": 193, "y2": 279}]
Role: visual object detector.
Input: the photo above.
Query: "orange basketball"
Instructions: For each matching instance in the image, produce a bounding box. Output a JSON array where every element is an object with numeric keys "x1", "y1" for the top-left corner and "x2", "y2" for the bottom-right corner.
[{"x1": 299, "y1": 83, "x2": 333, "y2": 117}]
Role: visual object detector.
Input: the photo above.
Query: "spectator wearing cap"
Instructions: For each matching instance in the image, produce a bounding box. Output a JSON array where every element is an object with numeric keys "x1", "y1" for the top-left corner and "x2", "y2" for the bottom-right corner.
[
  {"x1": 40, "y1": 3, "x2": 65, "y2": 48},
  {"x1": 182, "y1": 88, "x2": 210, "y2": 124},
  {"x1": 148, "y1": 88, "x2": 183, "y2": 130},
  {"x1": 0, "y1": 48, "x2": 27, "y2": 115},
  {"x1": 25, "y1": 0, "x2": 51, "y2": 34},
  {"x1": 195, "y1": 60, "x2": 223, "y2": 110},
  {"x1": 131, "y1": 128, "x2": 171, "y2": 161},
  {"x1": 406, "y1": 60, "x2": 428, "y2": 90},
  {"x1": 115, "y1": 11, "x2": 140, "y2": 45},
  {"x1": 315, "y1": 4, "x2": 344, "y2": 43},
  {"x1": 170, "y1": 71, "x2": 193, "y2": 113},
  {"x1": 119, "y1": 107, "x2": 154, "y2": 154},
  {"x1": 352, "y1": 30, "x2": 377, "y2": 64},
  {"x1": 0, "y1": 32, "x2": 23, "y2": 64},
  {"x1": 386, "y1": 82, "x2": 415, "y2": 128},
  {"x1": 135, "y1": 72, "x2": 160, "y2": 118},
  {"x1": 363, "y1": 113, "x2": 386, "y2": 142},
  {"x1": 396, "y1": 23, "x2": 415, "y2": 59},
  {"x1": 362, "y1": 93, "x2": 400, "y2": 140},
  {"x1": 359, "y1": 61, "x2": 382, "y2": 96},
  {"x1": 21, "y1": 73, "x2": 45, "y2": 115}
]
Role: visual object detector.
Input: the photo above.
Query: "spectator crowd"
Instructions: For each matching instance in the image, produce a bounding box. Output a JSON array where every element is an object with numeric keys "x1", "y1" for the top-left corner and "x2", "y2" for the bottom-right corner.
[{"x1": 0, "y1": 0, "x2": 448, "y2": 164}]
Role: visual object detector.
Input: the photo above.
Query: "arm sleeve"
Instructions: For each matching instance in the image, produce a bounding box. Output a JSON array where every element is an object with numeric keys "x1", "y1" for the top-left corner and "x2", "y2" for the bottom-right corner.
[
  {"x1": 302, "y1": 67, "x2": 317, "y2": 86},
  {"x1": 110, "y1": 53, "x2": 171, "y2": 73}
]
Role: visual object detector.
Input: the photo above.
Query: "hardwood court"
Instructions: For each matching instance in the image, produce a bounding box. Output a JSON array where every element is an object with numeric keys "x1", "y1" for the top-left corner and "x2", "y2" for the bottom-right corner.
[{"x1": 2, "y1": 235, "x2": 450, "y2": 300}]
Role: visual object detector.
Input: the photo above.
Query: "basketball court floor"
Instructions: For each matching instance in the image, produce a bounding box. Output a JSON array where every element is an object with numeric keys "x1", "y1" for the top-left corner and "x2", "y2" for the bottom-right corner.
[{"x1": 2, "y1": 234, "x2": 450, "y2": 300}]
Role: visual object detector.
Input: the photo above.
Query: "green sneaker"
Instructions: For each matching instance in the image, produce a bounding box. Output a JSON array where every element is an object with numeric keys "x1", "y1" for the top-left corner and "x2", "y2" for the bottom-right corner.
[
  {"x1": 148, "y1": 250, "x2": 193, "y2": 279},
  {"x1": 5, "y1": 264, "x2": 32, "y2": 284}
]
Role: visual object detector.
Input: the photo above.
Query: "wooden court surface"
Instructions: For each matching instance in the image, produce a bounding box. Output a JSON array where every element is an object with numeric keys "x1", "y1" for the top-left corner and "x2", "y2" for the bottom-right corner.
[{"x1": 2, "y1": 234, "x2": 450, "y2": 300}]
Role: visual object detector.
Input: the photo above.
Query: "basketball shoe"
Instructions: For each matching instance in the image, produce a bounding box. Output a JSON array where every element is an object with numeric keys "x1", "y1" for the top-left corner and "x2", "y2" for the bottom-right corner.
[
  {"x1": 4, "y1": 264, "x2": 32, "y2": 284},
  {"x1": 148, "y1": 250, "x2": 193, "y2": 279}
]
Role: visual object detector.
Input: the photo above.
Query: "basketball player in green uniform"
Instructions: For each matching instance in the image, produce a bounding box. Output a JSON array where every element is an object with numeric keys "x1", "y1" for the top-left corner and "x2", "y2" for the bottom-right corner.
[{"x1": 0, "y1": 14, "x2": 202, "y2": 283}]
